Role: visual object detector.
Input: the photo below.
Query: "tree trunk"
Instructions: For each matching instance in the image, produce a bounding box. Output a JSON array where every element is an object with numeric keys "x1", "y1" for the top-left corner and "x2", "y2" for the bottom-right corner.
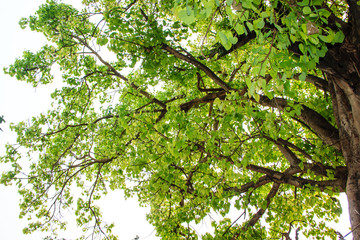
[
  {"x1": 347, "y1": 160, "x2": 360, "y2": 239},
  {"x1": 340, "y1": 116, "x2": 360, "y2": 238},
  {"x1": 327, "y1": 40, "x2": 360, "y2": 238},
  {"x1": 313, "y1": 0, "x2": 360, "y2": 225},
  {"x1": 331, "y1": 78, "x2": 360, "y2": 238}
]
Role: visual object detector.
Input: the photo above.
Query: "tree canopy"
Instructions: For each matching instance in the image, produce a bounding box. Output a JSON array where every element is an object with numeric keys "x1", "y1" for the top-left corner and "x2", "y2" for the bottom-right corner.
[{"x1": 2, "y1": 0, "x2": 360, "y2": 239}]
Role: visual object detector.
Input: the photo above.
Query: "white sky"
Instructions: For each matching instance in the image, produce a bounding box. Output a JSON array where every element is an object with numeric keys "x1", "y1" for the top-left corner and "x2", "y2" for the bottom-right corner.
[{"x1": 0, "y1": 0, "x2": 352, "y2": 239}]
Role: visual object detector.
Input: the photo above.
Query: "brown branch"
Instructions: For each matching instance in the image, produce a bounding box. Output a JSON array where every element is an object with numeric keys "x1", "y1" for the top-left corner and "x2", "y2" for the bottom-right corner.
[
  {"x1": 247, "y1": 164, "x2": 346, "y2": 192},
  {"x1": 162, "y1": 44, "x2": 232, "y2": 92},
  {"x1": 263, "y1": 135, "x2": 347, "y2": 178},
  {"x1": 224, "y1": 175, "x2": 271, "y2": 194},
  {"x1": 231, "y1": 183, "x2": 280, "y2": 239},
  {"x1": 180, "y1": 90, "x2": 227, "y2": 112},
  {"x1": 293, "y1": 73, "x2": 329, "y2": 92},
  {"x1": 44, "y1": 115, "x2": 115, "y2": 137},
  {"x1": 344, "y1": 0, "x2": 360, "y2": 41},
  {"x1": 258, "y1": 95, "x2": 341, "y2": 150},
  {"x1": 211, "y1": 31, "x2": 257, "y2": 59},
  {"x1": 164, "y1": 94, "x2": 186, "y2": 103},
  {"x1": 123, "y1": 0, "x2": 138, "y2": 12},
  {"x1": 229, "y1": 65, "x2": 242, "y2": 83},
  {"x1": 243, "y1": 183, "x2": 280, "y2": 229},
  {"x1": 196, "y1": 72, "x2": 223, "y2": 92},
  {"x1": 179, "y1": 88, "x2": 340, "y2": 151},
  {"x1": 71, "y1": 35, "x2": 166, "y2": 109},
  {"x1": 276, "y1": 143, "x2": 302, "y2": 167},
  {"x1": 156, "y1": 110, "x2": 167, "y2": 123},
  {"x1": 88, "y1": 163, "x2": 109, "y2": 239},
  {"x1": 140, "y1": 8, "x2": 149, "y2": 21},
  {"x1": 263, "y1": 136, "x2": 313, "y2": 161}
]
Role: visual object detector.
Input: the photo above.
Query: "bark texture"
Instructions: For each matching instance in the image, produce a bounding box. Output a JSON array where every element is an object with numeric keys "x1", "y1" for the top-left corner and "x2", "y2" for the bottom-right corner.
[{"x1": 323, "y1": 3, "x2": 360, "y2": 234}]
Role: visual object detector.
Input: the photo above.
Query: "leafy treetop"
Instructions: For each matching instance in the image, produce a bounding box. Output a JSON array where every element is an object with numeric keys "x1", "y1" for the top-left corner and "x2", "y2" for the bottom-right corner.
[{"x1": 2, "y1": 0, "x2": 359, "y2": 239}]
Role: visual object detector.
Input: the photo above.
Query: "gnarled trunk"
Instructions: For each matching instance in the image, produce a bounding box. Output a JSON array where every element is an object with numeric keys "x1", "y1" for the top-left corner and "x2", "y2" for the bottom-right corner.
[{"x1": 326, "y1": 36, "x2": 360, "y2": 238}]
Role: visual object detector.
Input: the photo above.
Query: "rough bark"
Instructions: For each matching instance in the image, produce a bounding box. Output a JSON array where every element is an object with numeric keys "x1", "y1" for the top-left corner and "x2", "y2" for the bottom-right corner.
[
  {"x1": 330, "y1": 74, "x2": 360, "y2": 238},
  {"x1": 309, "y1": 0, "x2": 360, "y2": 236},
  {"x1": 346, "y1": 147, "x2": 360, "y2": 239},
  {"x1": 325, "y1": 32, "x2": 360, "y2": 240}
]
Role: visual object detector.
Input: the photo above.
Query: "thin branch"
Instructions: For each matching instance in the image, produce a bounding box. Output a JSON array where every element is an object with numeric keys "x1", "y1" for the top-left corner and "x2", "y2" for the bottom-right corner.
[
  {"x1": 71, "y1": 34, "x2": 166, "y2": 109},
  {"x1": 222, "y1": 211, "x2": 246, "y2": 237},
  {"x1": 162, "y1": 43, "x2": 231, "y2": 92},
  {"x1": 200, "y1": 6, "x2": 220, "y2": 59},
  {"x1": 44, "y1": 115, "x2": 115, "y2": 137},
  {"x1": 245, "y1": 183, "x2": 280, "y2": 228},
  {"x1": 88, "y1": 163, "x2": 110, "y2": 239}
]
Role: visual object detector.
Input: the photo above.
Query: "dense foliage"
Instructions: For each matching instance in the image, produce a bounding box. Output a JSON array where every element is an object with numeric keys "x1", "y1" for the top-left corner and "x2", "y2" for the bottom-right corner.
[{"x1": 2, "y1": 0, "x2": 360, "y2": 239}]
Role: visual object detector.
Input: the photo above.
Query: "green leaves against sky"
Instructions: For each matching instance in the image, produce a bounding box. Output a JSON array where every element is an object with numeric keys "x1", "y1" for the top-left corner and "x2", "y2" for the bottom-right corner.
[{"x1": 1, "y1": 0, "x2": 349, "y2": 239}]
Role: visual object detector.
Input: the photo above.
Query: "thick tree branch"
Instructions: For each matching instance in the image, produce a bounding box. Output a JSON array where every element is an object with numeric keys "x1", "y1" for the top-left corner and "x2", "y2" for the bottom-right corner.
[
  {"x1": 231, "y1": 182, "x2": 280, "y2": 240},
  {"x1": 180, "y1": 90, "x2": 226, "y2": 112},
  {"x1": 264, "y1": 135, "x2": 347, "y2": 178},
  {"x1": 247, "y1": 164, "x2": 346, "y2": 192},
  {"x1": 258, "y1": 95, "x2": 341, "y2": 150},
  {"x1": 276, "y1": 144, "x2": 301, "y2": 167},
  {"x1": 210, "y1": 31, "x2": 257, "y2": 59},
  {"x1": 264, "y1": 136, "x2": 313, "y2": 160},
  {"x1": 242, "y1": 183, "x2": 280, "y2": 229},
  {"x1": 293, "y1": 73, "x2": 329, "y2": 92},
  {"x1": 196, "y1": 72, "x2": 223, "y2": 92},
  {"x1": 179, "y1": 89, "x2": 340, "y2": 150}
]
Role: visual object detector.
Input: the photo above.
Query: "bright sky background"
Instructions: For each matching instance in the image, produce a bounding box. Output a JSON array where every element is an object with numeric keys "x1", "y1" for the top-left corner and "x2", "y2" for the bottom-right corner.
[{"x1": 0, "y1": 0, "x2": 352, "y2": 239}]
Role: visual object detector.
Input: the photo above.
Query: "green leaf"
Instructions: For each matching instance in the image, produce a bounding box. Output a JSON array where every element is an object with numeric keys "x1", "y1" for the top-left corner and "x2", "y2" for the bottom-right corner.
[
  {"x1": 246, "y1": 22, "x2": 254, "y2": 31},
  {"x1": 97, "y1": 37, "x2": 108, "y2": 46},
  {"x1": 218, "y1": 31, "x2": 232, "y2": 50},
  {"x1": 186, "y1": 4, "x2": 191, "y2": 16},
  {"x1": 299, "y1": 72, "x2": 307, "y2": 81},
  {"x1": 178, "y1": 9, "x2": 196, "y2": 25},
  {"x1": 234, "y1": 24, "x2": 245, "y2": 35},
  {"x1": 299, "y1": 43, "x2": 306, "y2": 54},
  {"x1": 333, "y1": 31, "x2": 345, "y2": 44},
  {"x1": 298, "y1": 0, "x2": 309, "y2": 6},
  {"x1": 253, "y1": 93, "x2": 260, "y2": 102},
  {"x1": 334, "y1": 206, "x2": 342, "y2": 217},
  {"x1": 253, "y1": 18, "x2": 265, "y2": 29},
  {"x1": 319, "y1": 35, "x2": 330, "y2": 43},
  {"x1": 226, "y1": 0, "x2": 234, "y2": 6},
  {"x1": 228, "y1": 35, "x2": 238, "y2": 44},
  {"x1": 303, "y1": 7, "x2": 312, "y2": 15},
  {"x1": 311, "y1": 0, "x2": 323, "y2": 5}
]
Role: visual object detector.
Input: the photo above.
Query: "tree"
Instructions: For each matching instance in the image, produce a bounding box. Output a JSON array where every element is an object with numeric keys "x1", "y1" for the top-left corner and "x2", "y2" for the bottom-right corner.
[{"x1": 1, "y1": 0, "x2": 359, "y2": 239}]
